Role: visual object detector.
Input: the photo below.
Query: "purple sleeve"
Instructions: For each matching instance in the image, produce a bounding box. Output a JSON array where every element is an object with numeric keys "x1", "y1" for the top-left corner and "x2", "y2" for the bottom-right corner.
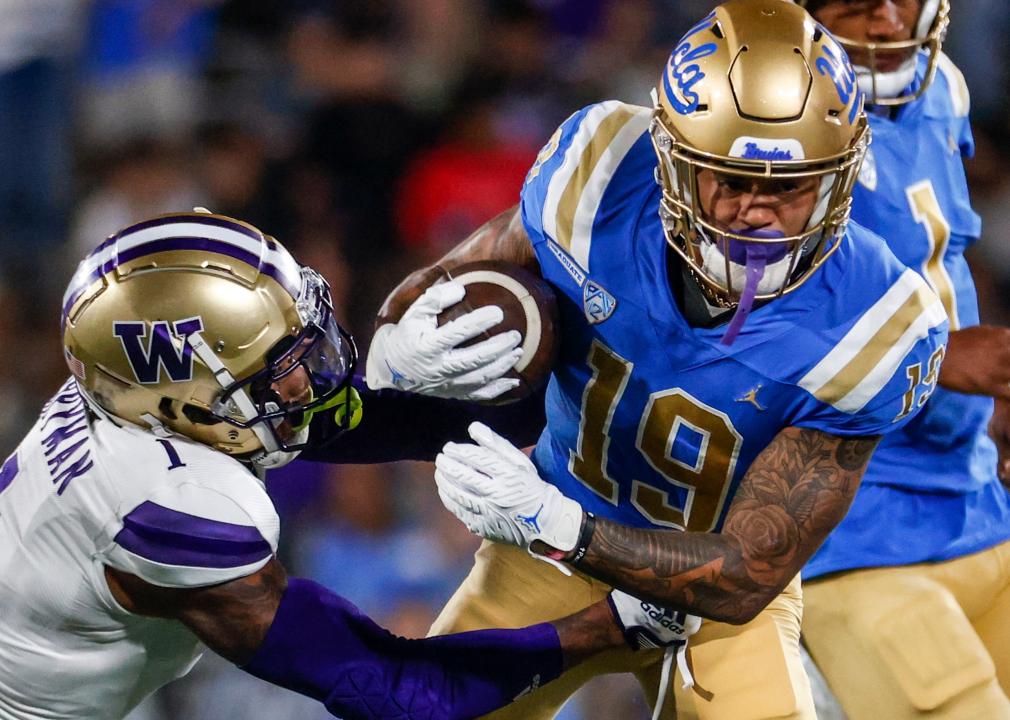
[
  {"x1": 300, "y1": 376, "x2": 547, "y2": 464},
  {"x1": 242, "y1": 578, "x2": 563, "y2": 720}
]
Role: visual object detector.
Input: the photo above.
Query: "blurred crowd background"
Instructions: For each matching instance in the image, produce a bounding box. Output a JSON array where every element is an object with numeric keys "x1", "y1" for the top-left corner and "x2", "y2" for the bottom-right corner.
[{"x1": 2, "y1": 1, "x2": 1008, "y2": 718}]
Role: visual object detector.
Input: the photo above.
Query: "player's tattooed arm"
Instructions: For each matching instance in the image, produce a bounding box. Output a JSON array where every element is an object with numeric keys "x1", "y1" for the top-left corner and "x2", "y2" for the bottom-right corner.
[
  {"x1": 105, "y1": 559, "x2": 287, "y2": 664},
  {"x1": 570, "y1": 427, "x2": 879, "y2": 624},
  {"x1": 376, "y1": 205, "x2": 537, "y2": 325}
]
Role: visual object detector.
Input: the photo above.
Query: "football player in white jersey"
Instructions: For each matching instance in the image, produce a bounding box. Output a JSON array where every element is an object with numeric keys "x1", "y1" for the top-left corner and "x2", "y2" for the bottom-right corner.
[{"x1": 0, "y1": 211, "x2": 693, "y2": 720}]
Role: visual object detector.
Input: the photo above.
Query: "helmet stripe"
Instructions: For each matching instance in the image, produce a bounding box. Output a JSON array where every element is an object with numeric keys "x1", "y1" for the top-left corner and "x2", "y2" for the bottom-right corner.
[{"x1": 62, "y1": 218, "x2": 301, "y2": 326}]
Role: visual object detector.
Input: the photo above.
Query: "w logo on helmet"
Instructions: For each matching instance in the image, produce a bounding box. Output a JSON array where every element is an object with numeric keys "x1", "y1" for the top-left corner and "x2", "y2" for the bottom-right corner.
[{"x1": 113, "y1": 317, "x2": 204, "y2": 384}]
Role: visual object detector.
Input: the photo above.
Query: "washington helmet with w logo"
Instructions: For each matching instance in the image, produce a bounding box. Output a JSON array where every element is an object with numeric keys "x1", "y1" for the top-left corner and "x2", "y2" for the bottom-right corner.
[{"x1": 61, "y1": 212, "x2": 358, "y2": 467}]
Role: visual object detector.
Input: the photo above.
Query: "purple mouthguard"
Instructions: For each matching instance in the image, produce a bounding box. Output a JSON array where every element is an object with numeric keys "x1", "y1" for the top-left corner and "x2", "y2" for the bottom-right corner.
[{"x1": 718, "y1": 228, "x2": 788, "y2": 346}]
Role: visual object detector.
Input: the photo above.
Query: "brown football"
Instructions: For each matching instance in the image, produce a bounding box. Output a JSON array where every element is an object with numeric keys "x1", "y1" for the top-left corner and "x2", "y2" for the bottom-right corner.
[{"x1": 436, "y1": 260, "x2": 560, "y2": 403}]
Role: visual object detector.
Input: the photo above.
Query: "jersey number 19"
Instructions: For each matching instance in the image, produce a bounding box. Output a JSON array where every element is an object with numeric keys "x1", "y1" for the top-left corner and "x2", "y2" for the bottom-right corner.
[{"x1": 569, "y1": 341, "x2": 742, "y2": 532}]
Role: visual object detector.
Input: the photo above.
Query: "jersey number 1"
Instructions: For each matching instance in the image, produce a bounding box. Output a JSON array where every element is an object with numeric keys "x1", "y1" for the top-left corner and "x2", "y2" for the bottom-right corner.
[
  {"x1": 569, "y1": 341, "x2": 741, "y2": 532},
  {"x1": 157, "y1": 439, "x2": 186, "y2": 470},
  {"x1": 906, "y1": 180, "x2": 959, "y2": 330}
]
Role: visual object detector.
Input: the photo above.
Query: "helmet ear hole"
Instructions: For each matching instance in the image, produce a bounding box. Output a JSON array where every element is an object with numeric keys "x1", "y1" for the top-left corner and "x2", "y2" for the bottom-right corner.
[
  {"x1": 158, "y1": 397, "x2": 178, "y2": 421},
  {"x1": 182, "y1": 404, "x2": 222, "y2": 426}
]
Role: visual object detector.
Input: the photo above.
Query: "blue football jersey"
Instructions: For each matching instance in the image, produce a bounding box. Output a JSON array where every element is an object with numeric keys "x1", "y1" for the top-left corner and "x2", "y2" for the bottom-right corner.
[
  {"x1": 806, "y1": 53, "x2": 1010, "y2": 577},
  {"x1": 520, "y1": 101, "x2": 948, "y2": 532}
]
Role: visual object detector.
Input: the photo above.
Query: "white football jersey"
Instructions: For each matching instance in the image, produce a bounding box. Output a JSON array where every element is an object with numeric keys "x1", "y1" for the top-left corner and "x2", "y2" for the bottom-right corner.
[{"x1": 0, "y1": 379, "x2": 280, "y2": 720}]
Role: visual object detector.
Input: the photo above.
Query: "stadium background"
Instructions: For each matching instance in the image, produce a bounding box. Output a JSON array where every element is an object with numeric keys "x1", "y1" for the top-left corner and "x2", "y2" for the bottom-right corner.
[{"x1": 1, "y1": 1, "x2": 1008, "y2": 718}]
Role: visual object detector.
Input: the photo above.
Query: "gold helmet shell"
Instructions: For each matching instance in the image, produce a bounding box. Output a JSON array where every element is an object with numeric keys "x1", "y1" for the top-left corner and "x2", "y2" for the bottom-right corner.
[
  {"x1": 652, "y1": 0, "x2": 869, "y2": 303},
  {"x1": 798, "y1": 0, "x2": 949, "y2": 106},
  {"x1": 62, "y1": 212, "x2": 357, "y2": 463}
]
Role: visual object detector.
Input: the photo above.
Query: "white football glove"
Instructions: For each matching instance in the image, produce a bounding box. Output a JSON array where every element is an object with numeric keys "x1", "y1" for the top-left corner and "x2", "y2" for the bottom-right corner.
[
  {"x1": 435, "y1": 422, "x2": 584, "y2": 574},
  {"x1": 365, "y1": 281, "x2": 523, "y2": 401},
  {"x1": 607, "y1": 590, "x2": 701, "y2": 650}
]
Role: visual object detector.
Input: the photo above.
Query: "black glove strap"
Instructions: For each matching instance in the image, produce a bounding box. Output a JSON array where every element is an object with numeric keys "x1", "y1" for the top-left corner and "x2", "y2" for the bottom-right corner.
[{"x1": 569, "y1": 511, "x2": 596, "y2": 567}]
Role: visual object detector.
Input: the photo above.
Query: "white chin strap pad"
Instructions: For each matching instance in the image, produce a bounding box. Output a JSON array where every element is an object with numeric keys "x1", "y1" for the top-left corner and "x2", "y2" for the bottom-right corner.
[{"x1": 855, "y1": 55, "x2": 918, "y2": 100}]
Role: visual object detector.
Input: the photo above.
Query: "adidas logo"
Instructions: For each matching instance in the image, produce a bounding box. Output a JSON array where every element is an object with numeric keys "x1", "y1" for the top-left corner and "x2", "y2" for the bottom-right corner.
[{"x1": 641, "y1": 602, "x2": 684, "y2": 631}]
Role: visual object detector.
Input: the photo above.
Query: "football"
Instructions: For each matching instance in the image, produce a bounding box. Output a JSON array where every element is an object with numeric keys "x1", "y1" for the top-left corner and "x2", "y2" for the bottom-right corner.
[{"x1": 436, "y1": 260, "x2": 560, "y2": 403}]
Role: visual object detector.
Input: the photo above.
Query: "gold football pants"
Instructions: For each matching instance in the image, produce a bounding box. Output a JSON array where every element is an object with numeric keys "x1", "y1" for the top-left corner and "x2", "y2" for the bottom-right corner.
[
  {"x1": 429, "y1": 541, "x2": 816, "y2": 720},
  {"x1": 803, "y1": 539, "x2": 1010, "y2": 720}
]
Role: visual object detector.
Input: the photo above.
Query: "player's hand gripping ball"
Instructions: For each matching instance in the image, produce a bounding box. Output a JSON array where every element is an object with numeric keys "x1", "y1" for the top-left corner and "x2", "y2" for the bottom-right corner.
[{"x1": 436, "y1": 261, "x2": 560, "y2": 403}]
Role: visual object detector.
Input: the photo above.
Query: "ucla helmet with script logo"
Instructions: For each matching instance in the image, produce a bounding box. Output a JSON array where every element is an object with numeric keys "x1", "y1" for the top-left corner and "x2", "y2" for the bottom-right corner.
[
  {"x1": 61, "y1": 213, "x2": 357, "y2": 467},
  {"x1": 652, "y1": 0, "x2": 868, "y2": 305},
  {"x1": 798, "y1": 0, "x2": 949, "y2": 106}
]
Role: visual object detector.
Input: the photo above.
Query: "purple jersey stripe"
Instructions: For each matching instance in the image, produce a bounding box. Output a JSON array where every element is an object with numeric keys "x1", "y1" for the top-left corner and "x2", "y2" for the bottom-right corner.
[
  {"x1": 61, "y1": 236, "x2": 300, "y2": 324},
  {"x1": 0, "y1": 453, "x2": 19, "y2": 494},
  {"x1": 115, "y1": 501, "x2": 272, "y2": 569}
]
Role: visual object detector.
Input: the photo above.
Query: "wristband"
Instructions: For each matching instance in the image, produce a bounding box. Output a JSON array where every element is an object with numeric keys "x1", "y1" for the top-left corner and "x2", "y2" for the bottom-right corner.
[{"x1": 569, "y1": 511, "x2": 596, "y2": 566}]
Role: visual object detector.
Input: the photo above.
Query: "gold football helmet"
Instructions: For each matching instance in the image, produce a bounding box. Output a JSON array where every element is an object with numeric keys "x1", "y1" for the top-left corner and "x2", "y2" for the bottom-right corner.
[
  {"x1": 62, "y1": 212, "x2": 357, "y2": 467},
  {"x1": 652, "y1": 0, "x2": 868, "y2": 310},
  {"x1": 798, "y1": 0, "x2": 949, "y2": 106}
]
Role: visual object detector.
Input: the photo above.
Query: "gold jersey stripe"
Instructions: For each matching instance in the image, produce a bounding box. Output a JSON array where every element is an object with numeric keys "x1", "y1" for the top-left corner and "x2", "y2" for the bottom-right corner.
[
  {"x1": 554, "y1": 106, "x2": 638, "y2": 253},
  {"x1": 907, "y1": 180, "x2": 959, "y2": 330},
  {"x1": 812, "y1": 284, "x2": 938, "y2": 406}
]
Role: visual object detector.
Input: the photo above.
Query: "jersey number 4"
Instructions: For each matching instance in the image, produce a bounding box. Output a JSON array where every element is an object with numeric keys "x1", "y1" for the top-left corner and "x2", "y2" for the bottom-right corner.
[{"x1": 569, "y1": 341, "x2": 741, "y2": 532}]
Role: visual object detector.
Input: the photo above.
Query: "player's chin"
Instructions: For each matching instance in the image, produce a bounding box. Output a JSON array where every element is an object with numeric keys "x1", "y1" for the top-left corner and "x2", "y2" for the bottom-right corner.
[
  {"x1": 857, "y1": 48, "x2": 914, "y2": 74},
  {"x1": 874, "y1": 51, "x2": 912, "y2": 73}
]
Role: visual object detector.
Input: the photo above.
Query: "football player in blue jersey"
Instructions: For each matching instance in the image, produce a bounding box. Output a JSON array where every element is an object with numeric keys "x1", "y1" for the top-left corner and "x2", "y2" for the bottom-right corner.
[
  {"x1": 365, "y1": 2, "x2": 948, "y2": 718},
  {"x1": 787, "y1": 1, "x2": 1010, "y2": 718},
  {"x1": 0, "y1": 211, "x2": 694, "y2": 720}
]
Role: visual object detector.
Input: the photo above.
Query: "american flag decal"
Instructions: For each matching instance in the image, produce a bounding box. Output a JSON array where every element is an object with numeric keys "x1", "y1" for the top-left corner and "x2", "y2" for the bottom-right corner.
[{"x1": 65, "y1": 348, "x2": 86, "y2": 381}]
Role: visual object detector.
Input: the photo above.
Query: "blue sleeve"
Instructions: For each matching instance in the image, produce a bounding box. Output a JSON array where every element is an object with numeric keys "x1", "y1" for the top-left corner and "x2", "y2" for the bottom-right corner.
[
  {"x1": 242, "y1": 578, "x2": 563, "y2": 720},
  {"x1": 301, "y1": 376, "x2": 546, "y2": 463},
  {"x1": 793, "y1": 322, "x2": 949, "y2": 437},
  {"x1": 956, "y1": 114, "x2": 975, "y2": 159}
]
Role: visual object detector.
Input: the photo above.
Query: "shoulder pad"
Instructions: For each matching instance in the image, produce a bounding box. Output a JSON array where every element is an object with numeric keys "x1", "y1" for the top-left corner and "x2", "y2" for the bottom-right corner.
[
  {"x1": 101, "y1": 472, "x2": 279, "y2": 588},
  {"x1": 522, "y1": 101, "x2": 651, "y2": 268},
  {"x1": 799, "y1": 267, "x2": 947, "y2": 415},
  {"x1": 936, "y1": 51, "x2": 970, "y2": 118}
]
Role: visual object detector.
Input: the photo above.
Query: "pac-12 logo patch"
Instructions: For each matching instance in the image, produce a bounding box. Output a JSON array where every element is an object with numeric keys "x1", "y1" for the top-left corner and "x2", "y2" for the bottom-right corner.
[
  {"x1": 583, "y1": 281, "x2": 617, "y2": 324},
  {"x1": 113, "y1": 316, "x2": 204, "y2": 384}
]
